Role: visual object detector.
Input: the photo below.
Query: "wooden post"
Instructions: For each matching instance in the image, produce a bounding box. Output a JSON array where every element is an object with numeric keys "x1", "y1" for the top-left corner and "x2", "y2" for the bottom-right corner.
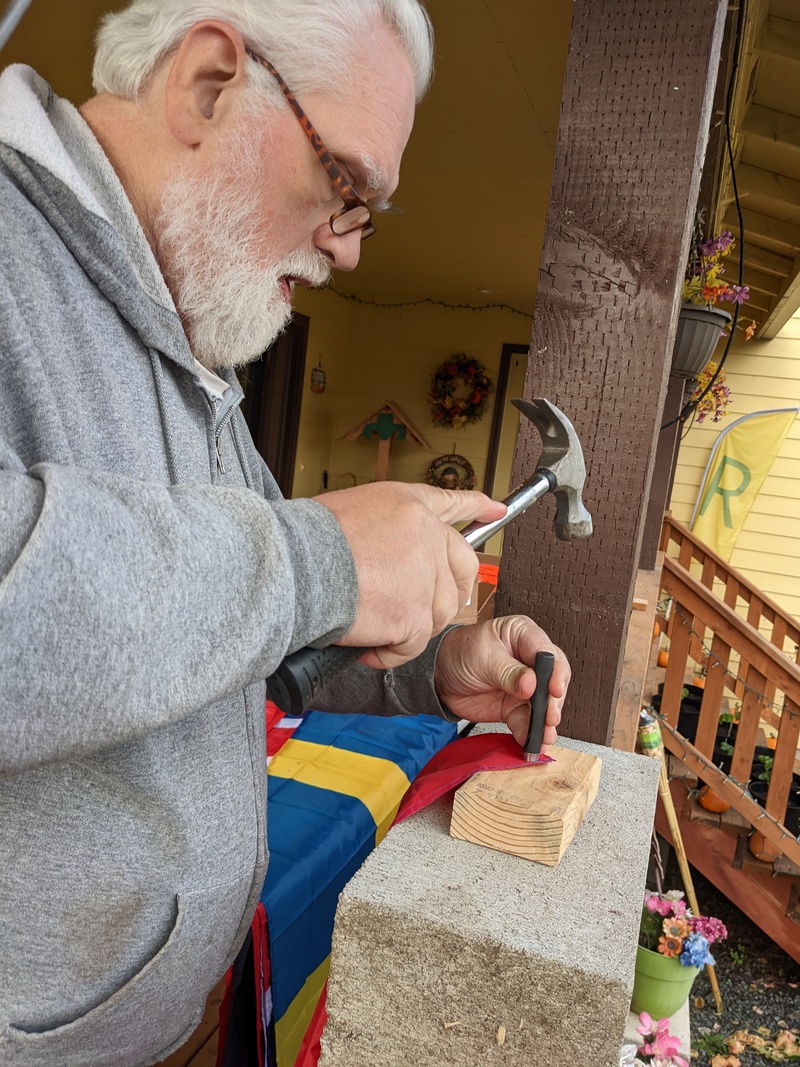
[{"x1": 494, "y1": 0, "x2": 728, "y2": 745}]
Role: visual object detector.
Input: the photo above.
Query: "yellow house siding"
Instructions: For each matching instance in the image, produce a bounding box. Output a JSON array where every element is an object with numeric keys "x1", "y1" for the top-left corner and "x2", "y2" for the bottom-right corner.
[
  {"x1": 669, "y1": 311, "x2": 800, "y2": 622},
  {"x1": 290, "y1": 289, "x2": 530, "y2": 499}
]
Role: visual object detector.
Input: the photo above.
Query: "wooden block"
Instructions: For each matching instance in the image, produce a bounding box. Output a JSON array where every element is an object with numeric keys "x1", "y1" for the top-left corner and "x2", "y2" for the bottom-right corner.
[{"x1": 449, "y1": 745, "x2": 602, "y2": 866}]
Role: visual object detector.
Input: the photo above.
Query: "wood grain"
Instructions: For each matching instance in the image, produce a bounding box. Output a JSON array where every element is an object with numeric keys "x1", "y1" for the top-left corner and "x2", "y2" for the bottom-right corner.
[{"x1": 450, "y1": 745, "x2": 602, "y2": 866}]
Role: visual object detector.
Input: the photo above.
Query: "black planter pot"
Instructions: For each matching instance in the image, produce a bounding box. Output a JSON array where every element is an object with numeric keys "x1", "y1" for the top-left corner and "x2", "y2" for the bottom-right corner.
[
  {"x1": 750, "y1": 777, "x2": 800, "y2": 837},
  {"x1": 653, "y1": 683, "x2": 704, "y2": 709},
  {"x1": 650, "y1": 685, "x2": 706, "y2": 741},
  {"x1": 678, "y1": 708, "x2": 700, "y2": 741},
  {"x1": 712, "y1": 723, "x2": 739, "y2": 773},
  {"x1": 750, "y1": 746, "x2": 774, "y2": 783}
]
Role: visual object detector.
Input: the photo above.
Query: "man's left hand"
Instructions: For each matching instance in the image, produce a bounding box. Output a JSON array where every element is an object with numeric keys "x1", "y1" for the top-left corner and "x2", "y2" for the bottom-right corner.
[{"x1": 433, "y1": 616, "x2": 570, "y2": 748}]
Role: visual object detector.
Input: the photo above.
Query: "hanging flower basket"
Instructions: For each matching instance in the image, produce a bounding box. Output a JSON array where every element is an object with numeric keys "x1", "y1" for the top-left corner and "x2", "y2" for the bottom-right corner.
[{"x1": 670, "y1": 304, "x2": 731, "y2": 379}]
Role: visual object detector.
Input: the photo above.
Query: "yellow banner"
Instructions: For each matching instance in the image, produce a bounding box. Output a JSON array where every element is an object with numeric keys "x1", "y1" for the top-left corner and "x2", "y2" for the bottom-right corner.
[{"x1": 691, "y1": 409, "x2": 798, "y2": 561}]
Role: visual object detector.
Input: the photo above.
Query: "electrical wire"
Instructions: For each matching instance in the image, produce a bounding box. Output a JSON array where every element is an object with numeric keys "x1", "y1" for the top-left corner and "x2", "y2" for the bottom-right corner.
[{"x1": 662, "y1": 0, "x2": 749, "y2": 433}]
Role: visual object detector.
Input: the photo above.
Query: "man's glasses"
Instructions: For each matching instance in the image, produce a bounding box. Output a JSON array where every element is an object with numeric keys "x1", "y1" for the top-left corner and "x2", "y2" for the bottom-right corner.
[{"x1": 247, "y1": 49, "x2": 376, "y2": 241}]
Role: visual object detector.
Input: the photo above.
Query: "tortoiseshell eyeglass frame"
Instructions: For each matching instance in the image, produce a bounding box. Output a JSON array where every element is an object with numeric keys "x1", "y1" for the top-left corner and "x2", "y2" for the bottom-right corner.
[{"x1": 246, "y1": 48, "x2": 376, "y2": 240}]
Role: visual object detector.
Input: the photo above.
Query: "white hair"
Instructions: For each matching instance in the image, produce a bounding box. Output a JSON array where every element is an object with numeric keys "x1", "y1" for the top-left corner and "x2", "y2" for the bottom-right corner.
[{"x1": 92, "y1": 0, "x2": 434, "y2": 104}]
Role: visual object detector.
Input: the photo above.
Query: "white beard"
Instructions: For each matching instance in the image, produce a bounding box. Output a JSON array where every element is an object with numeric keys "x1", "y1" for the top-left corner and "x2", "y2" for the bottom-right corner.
[{"x1": 154, "y1": 123, "x2": 331, "y2": 371}]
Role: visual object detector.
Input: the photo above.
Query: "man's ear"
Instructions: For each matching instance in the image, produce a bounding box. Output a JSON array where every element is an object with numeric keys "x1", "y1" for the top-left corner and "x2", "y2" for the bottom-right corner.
[{"x1": 164, "y1": 20, "x2": 249, "y2": 147}]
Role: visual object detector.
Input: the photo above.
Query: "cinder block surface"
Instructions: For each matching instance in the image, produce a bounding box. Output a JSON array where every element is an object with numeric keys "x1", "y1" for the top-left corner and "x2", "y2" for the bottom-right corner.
[{"x1": 319, "y1": 728, "x2": 660, "y2": 1067}]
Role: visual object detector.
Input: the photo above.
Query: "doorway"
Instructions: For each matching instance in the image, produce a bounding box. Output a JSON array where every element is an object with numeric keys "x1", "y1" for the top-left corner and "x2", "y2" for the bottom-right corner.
[
  {"x1": 482, "y1": 343, "x2": 529, "y2": 555},
  {"x1": 240, "y1": 314, "x2": 309, "y2": 498}
]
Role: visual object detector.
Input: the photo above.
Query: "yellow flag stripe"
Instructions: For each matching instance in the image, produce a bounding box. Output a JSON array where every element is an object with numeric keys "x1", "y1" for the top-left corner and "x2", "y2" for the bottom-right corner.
[
  {"x1": 268, "y1": 738, "x2": 411, "y2": 827},
  {"x1": 274, "y1": 955, "x2": 330, "y2": 1067}
]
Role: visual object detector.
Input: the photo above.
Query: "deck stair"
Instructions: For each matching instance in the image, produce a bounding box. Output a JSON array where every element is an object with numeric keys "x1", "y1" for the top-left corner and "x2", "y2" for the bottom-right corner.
[{"x1": 647, "y1": 517, "x2": 800, "y2": 958}]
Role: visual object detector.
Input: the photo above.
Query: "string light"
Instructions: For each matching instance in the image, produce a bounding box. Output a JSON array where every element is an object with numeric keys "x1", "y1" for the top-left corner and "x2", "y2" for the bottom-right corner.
[
  {"x1": 654, "y1": 714, "x2": 797, "y2": 843},
  {"x1": 657, "y1": 603, "x2": 799, "y2": 721},
  {"x1": 326, "y1": 290, "x2": 534, "y2": 319}
]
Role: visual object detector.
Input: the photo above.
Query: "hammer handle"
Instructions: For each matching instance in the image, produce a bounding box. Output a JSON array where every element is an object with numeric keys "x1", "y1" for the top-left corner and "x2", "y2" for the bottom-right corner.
[
  {"x1": 462, "y1": 469, "x2": 555, "y2": 547},
  {"x1": 265, "y1": 470, "x2": 557, "y2": 716}
]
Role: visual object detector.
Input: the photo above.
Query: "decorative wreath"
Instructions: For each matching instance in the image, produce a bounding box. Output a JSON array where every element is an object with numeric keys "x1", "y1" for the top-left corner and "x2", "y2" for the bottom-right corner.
[
  {"x1": 425, "y1": 453, "x2": 477, "y2": 491},
  {"x1": 429, "y1": 354, "x2": 493, "y2": 430}
]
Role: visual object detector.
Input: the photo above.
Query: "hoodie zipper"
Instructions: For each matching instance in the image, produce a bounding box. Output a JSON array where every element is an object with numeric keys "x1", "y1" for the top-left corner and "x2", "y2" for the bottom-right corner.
[{"x1": 209, "y1": 387, "x2": 242, "y2": 477}]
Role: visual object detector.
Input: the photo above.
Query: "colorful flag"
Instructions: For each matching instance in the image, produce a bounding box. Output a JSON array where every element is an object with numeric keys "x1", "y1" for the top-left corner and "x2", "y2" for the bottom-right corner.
[
  {"x1": 691, "y1": 408, "x2": 798, "y2": 561},
  {"x1": 261, "y1": 708, "x2": 458, "y2": 1066}
]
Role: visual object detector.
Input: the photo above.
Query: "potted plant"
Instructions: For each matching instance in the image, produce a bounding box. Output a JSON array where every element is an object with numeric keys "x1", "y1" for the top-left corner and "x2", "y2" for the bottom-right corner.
[
  {"x1": 748, "y1": 757, "x2": 800, "y2": 837},
  {"x1": 632, "y1": 890, "x2": 727, "y2": 1018},
  {"x1": 620, "y1": 1013, "x2": 688, "y2": 1067},
  {"x1": 672, "y1": 231, "x2": 755, "y2": 379}
]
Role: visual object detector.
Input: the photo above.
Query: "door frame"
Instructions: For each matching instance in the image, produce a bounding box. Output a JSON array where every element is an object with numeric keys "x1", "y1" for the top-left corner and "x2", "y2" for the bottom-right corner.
[{"x1": 483, "y1": 342, "x2": 529, "y2": 498}]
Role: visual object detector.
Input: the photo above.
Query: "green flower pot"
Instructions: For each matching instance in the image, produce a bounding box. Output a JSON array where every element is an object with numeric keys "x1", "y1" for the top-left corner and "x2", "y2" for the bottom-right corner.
[{"x1": 631, "y1": 945, "x2": 700, "y2": 1018}]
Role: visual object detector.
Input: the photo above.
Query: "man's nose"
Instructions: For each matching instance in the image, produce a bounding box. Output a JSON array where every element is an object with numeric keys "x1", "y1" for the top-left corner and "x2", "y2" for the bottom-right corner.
[{"x1": 312, "y1": 225, "x2": 362, "y2": 272}]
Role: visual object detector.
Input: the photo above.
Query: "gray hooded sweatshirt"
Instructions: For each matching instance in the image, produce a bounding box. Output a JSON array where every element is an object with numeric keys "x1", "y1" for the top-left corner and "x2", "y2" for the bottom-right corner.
[{"x1": 0, "y1": 66, "x2": 447, "y2": 1067}]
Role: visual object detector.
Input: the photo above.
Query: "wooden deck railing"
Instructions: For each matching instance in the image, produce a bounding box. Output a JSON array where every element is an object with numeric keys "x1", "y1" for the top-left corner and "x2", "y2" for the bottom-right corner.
[{"x1": 656, "y1": 516, "x2": 800, "y2": 869}]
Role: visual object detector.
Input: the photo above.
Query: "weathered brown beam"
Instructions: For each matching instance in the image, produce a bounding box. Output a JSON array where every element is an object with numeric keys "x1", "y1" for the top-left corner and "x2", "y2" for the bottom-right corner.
[
  {"x1": 754, "y1": 15, "x2": 800, "y2": 65},
  {"x1": 494, "y1": 0, "x2": 727, "y2": 746},
  {"x1": 742, "y1": 103, "x2": 800, "y2": 153}
]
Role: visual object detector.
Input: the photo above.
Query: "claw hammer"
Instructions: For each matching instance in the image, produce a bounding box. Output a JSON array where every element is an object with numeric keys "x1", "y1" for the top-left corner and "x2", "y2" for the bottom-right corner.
[{"x1": 266, "y1": 397, "x2": 593, "y2": 715}]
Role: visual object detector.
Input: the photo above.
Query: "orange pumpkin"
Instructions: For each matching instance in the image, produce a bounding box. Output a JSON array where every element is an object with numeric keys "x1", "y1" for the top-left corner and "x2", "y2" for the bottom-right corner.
[
  {"x1": 657, "y1": 649, "x2": 670, "y2": 668},
  {"x1": 694, "y1": 676, "x2": 706, "y2": 689},
  {"x1": 766, "y1": 736, "x2": 777, "y2": 750},
  {"x1": 698, "y1": 785, "x2": 730, "y2": 813},
  {"x1": 749, "y1": 831, "x2": 781, "y2": 863}
]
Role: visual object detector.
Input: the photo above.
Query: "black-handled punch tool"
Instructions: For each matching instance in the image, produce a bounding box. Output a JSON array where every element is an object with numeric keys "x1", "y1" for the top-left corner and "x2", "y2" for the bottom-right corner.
[{"x1": 523, "y1": 651, "x2": 556, "y2": 763}]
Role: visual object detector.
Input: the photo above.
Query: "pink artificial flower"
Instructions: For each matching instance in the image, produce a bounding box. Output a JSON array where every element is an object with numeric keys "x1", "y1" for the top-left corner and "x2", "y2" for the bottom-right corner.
[
  {"x1": 644, "y1": 892, "x2": 672, "y2": 917},
  {"x1": 636, "y1": 1011, "x2": 657, "y2": 1036},
  {"x1": 670, "y1": 899, "x2": 688, "y2": 918},
  {"x1": 636, "y1": 1013, "x2": 671, "y2": 1042}
]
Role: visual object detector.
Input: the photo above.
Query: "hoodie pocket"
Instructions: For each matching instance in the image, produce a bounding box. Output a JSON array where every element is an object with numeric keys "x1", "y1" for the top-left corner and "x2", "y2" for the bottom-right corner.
[{"x1": 0, "y1": 870, "x2": 253, "y2": 1067}]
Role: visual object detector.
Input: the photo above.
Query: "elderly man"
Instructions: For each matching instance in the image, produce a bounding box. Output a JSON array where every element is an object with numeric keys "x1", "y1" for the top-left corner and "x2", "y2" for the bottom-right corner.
[{"x1": 0, "y1": 1, "x2": 569, "y2": 1063}]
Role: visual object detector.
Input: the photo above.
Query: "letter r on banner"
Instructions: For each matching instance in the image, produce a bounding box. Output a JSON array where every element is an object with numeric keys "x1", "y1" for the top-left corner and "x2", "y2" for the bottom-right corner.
[{"x1": 698, "y1": 456, "x2": 751, "y2": 528}]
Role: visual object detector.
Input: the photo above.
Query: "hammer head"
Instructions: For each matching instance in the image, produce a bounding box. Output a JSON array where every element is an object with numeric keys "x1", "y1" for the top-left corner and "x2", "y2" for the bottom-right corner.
[{"x1": 513, "y1": 397, "x2": 593, "y2": 540}]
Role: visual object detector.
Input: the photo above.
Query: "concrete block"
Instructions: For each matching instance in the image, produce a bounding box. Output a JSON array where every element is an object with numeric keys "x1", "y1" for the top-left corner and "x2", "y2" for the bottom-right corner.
[{"x1": 319, "y1": 728, "x2": 661, "y2": 1067}]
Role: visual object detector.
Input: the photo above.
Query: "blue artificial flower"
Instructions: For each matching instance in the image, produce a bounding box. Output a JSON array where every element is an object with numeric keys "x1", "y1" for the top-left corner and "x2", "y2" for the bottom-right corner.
[{"x1": 680, "y1": 932, "x2": 714, "y2": 968}]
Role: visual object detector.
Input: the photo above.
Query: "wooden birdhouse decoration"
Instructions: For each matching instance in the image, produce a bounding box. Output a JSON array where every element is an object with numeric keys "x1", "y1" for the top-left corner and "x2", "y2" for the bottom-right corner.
[{"x1": 343, "y1": 401, "x2": 430, "y2": 481}]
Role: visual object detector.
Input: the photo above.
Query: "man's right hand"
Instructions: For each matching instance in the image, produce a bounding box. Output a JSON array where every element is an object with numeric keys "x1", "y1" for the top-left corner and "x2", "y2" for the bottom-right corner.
[{"x1": 315, "y1": 482, "x2": 507, "y2": 669}]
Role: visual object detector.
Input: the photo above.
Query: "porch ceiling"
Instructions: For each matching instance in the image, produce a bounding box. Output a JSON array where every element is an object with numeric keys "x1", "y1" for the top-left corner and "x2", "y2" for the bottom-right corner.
[
  {"x1": 716, "y1": 0, "x2": 800, "y2": 338},
  {"x1": 1, "y1": 0, "x2": 798, "y2": 332}
]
